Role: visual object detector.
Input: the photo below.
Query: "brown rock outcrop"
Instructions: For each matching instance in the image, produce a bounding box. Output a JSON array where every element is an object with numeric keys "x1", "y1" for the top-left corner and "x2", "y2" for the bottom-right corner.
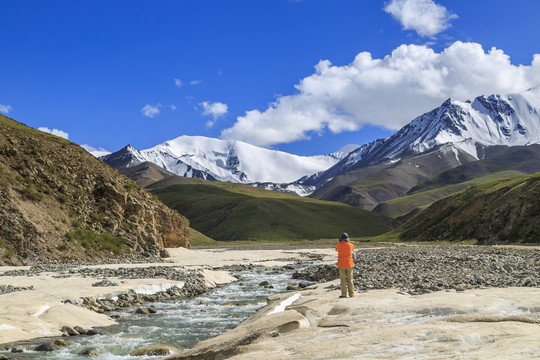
[{"x1": 0, "y1": 114, "x2": 190, "y2": 265}]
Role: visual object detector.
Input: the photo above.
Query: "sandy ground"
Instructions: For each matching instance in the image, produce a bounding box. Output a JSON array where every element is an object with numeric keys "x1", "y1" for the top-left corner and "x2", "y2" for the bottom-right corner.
[
  {"x1": 1, "y1": 245, "x2": 539, "y2": 359},
  {"x1": 227, "y1": 285, "x2": 540, "y2": 360},
  {"x1": 167, "y1": 281, "x2": 540, "y2": 360}
]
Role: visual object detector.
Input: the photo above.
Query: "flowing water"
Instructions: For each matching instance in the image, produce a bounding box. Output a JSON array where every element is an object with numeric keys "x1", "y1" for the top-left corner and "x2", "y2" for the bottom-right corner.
[{"x1": 3, "y1": 266, "x2": 302, "y2": 359}]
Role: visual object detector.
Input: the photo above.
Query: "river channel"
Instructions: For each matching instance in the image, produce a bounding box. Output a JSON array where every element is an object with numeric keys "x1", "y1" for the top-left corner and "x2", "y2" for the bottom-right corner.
[{"x1": 2, "y1": 265, "x2": 304, "y2": 360}]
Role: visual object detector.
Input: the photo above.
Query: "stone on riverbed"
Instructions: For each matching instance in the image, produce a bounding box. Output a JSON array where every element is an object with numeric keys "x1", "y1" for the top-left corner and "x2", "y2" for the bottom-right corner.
[
  {"x1": 79, "y1": 347, "x2": 102, "y2": 356},
  {"x1": 131, "y1": 344, "x2": 180, "y2": 356},
  {"x1": 61, "y1": 325, "x2": 79, "y2": 336},
  {"x1": 35, "y1": 341, "x2": 60, "y2": 352}
]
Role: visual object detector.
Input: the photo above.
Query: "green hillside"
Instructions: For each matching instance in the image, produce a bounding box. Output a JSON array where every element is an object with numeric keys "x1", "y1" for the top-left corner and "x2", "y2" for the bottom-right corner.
[
  {"x1": 151, "y1": 182, "x2": 398, "y2": 241},
  {"x1": 398, "y1": 172, "x2": 540, "y2": 244},
  {"x1": 374, "y1": 170, "x2": 526, "y2": 218}
]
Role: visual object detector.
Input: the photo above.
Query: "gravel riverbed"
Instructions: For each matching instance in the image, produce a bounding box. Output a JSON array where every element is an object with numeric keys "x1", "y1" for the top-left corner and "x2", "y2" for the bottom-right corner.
[{"x1": 293, "y1": 245, "x2": 540, "y2": 295}]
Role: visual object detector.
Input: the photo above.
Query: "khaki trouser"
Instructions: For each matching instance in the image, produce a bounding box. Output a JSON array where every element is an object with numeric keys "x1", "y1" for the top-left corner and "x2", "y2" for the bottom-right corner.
[{"x1": 339, "y1": 267, "x2": 354, "y2": 297}]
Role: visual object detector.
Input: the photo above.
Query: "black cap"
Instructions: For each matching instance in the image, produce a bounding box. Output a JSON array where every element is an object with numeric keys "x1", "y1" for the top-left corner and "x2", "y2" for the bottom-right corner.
[{"x1": 339, "y1": 232, "x2": 350, "y2": 241}]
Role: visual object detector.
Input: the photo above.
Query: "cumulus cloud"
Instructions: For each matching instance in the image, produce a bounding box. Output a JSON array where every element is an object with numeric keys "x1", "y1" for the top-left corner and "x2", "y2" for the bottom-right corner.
[
  {"x1": 37, "y1": 127, "x2": 69, "y2": 139},
  {"x1": 174, "y1": 78, "x2": 183, "y2": 87},
  {"x1": 200, "y1": 101, "x2": 228, "y2": 127},
  {"x1": 81, "y1": 144, "x2": 111, "y2": 157},
  {"x1": 190, "y1": 80, "x2": 203, "y2": 85},
  {"x1": 384, "y1": 0, "x2": 457, "y2": 38},
  {"x1": 0, "y1": 104, "x2": 13, "y2": 114},
  {"x1": 141, "y1": 104, "x2": 161, "y2": 118},
  {"x1": 221, "y1": 41, "x2": 540, "y2": 147}
]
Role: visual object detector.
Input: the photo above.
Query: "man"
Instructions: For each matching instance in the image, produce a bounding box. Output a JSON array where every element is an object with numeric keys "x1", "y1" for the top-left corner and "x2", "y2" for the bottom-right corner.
[{"x1": 336, "y1": 232, "x2": 355, "y2": 298}]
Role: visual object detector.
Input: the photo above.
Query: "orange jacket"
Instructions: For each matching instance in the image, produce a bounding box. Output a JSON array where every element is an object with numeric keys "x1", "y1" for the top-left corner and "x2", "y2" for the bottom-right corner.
[{"x1": 336, "y1": 240, "x2": 355, "y2": 268}]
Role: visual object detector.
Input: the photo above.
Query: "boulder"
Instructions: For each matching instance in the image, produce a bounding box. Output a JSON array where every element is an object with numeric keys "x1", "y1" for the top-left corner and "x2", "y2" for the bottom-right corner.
[
  {"x1": 74, "y1": 326, "x2": 89, "y2": 335},
  {"x1": 61, "y1": 325, "x2": 80, "y2": 336},
  {"x1": 35, "y1": 342, "x2": 60, "y2": 352},
  {"x1": 79, "y1": 347, "x2": 102, "y2": 356},
  {"x1": 131, "y1": 344, "x2": 180, "y2": 356},
  {"x1": 54, "y1": 339, "x2": 68, "y2": 347}
]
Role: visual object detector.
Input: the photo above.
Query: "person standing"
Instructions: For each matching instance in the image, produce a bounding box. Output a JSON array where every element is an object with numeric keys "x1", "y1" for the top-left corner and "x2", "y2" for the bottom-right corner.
[{"x1": 336, "y1": 232, "x2": 355, "y2": 298}]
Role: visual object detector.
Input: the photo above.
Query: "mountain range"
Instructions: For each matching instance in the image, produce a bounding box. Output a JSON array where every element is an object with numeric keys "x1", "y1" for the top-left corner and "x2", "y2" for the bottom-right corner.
[
  {"x1": 102, "y1": 88, "x2": 540, "y2": 215},
  {"x1": 100, "y1": 137, "x2": 358, "y2": 197},
  {"x1": 303, "y1": 87, "x2": 540, "y2": 187}
]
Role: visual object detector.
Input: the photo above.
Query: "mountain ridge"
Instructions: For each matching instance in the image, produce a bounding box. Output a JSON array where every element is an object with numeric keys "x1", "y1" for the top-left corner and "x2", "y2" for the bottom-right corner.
[
  {"x1": 100, "y1": 136, "x2": 358, "y2": 195},
  {"x1": 301, "y1": 88, "x2": 540, "y2": 189}
]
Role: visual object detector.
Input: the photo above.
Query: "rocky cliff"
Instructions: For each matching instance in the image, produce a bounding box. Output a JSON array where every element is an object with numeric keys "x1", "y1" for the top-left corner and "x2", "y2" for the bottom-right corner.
[{"x1": 0, "y1": 114, "x2": 190, "y2": 265}]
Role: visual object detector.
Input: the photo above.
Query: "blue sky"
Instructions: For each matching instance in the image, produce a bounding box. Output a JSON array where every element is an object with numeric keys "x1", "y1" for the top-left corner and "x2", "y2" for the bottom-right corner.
[{"x1": 1, "y1": 0, "x2": 540, "y2": 156}]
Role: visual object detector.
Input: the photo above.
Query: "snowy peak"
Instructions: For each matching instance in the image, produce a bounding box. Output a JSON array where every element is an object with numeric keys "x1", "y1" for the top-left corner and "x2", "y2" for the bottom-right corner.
[
  {"x1": 101, "y1": 135, "x2": 344, "y2": 186},
  {"x1": 304, "y1": 88, "x2": 540, "y2": 188},
  {"x1": 384, "y1": 88, "x2": 540, "y2": 161},
  {"x1": 100, "y1": 144, "x2": 146, "y2": 171}
]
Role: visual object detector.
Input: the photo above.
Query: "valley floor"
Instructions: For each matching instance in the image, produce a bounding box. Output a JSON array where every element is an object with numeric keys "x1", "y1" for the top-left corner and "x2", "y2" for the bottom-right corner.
[{"x1": 0, "y1": 244, "x2": 538, "y2": 359}]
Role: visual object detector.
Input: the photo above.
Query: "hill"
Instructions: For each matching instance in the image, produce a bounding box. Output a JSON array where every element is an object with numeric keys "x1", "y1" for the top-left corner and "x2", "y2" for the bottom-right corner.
[
  {"x1": 310, "y1": 143, "x2": 476, "y2": 209},
  {"x1": 150, "y1": 182, "x2": 398, "y2": 241},
  {"x1": 373, "y1": 145, "x2": 540, "y2": 218},
  {"x1": 398, "y1": 172, "x2": 540, "y2": 243},
  {"x1": 0, "y1": 114, "x2": 190, "y2": 265}
]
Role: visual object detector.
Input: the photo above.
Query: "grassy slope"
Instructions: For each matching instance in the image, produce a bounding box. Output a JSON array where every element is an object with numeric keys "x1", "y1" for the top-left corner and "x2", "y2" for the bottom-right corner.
[
  {"x1": 374, "y1": 145, "x2": 540, "y2": 218},
  {"x1": 397, "y1": 172, "x2": 540, "y2": 243},
  {"x1": 375, "y1": 170, "x2": 526, "y2": 218},
  {"x1": 152, "y1": 182, "x2": 397, "y2": 241}
]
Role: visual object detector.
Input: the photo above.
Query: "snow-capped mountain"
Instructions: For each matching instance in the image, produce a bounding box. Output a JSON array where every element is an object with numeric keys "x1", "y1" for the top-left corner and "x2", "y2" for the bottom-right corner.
[
  {"x1": 101, "y1": 136, "x2": 356, "y2": 187},
  {"x1": 300, "y1": 87, "x2": 540, "y2": 188}
]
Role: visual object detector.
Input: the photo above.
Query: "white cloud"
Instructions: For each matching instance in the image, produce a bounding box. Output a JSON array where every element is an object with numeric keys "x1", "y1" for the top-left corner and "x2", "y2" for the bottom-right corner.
[
  {"x1": 141, "y1": 104, "x2": 161, "y2": 118},
  {"x1": 200, "y1": 101, "x2": 228, "y2": 122},
  {"x1": 174, "y1": 78, "x2": 183, "y2": 87},
  {"x1": 81, "y1": 144, "x2": 111, "y2": 157},
  {"x1": 0, "y1": 104, "x2": 13, "y2": 114},
  {"x1": 221, "y1": 41, "x2": 540, "y2": 147},
  {"x1": 37, "y1": 127, "x2": 69, "y2": 139},
  {"x1": 190, "y1": 80, "x2": 203, "y2": 85},
  {"x1": 384, "y1": 0, "x2": 457, "y2": 38},
  {"x1": 170, "y1": 104, "x2": 177, "y2": 111}
]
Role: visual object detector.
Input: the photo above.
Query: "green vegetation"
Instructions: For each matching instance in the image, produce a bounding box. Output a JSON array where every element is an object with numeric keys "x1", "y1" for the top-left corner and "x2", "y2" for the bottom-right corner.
[
  {"x1": 71, "y1": 219, "x2": 82, "y2": 228},
  {"x1": 90, "y1": 212, "x2": 104, "y2": 223},
  {"x1": 152, "y1": 182, "x2": 396, "y2": 241},
  {"x1": 56, "y1": 193, "x2": 70, "y2": 203},
  {"x1": 0, "y1": 237, "x2": 5, "y2": 248},
  {"x1": 21, "y1": 185, "x2": 44, "y2": 202},
  {"x1": 124, "y1": 183, "x2": 137, "y2": 192},
  {"x1": 0, "y1": 113, "x2": 71, "y2": 144},
  {"x1": 3, "y1": 248, "x2": 15, "y2": 259},
  {"x1": 188, "y1": 228, "x2": 220, "y2": 247},
  {"x1": 398, "y1": 172, "x2": 540, "y2": 243},
  {"x1": 375, "y1": 170, "x2": 526, "y2": 218},
  {"x1": 64, "y1": 228, "x2": 129, "y2": 254}
]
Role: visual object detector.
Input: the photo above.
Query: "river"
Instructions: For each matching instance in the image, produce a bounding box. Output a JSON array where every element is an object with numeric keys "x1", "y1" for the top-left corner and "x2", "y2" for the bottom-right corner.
[{"x1": 1, "y1": 265, "x2": 302, "y2": 359}]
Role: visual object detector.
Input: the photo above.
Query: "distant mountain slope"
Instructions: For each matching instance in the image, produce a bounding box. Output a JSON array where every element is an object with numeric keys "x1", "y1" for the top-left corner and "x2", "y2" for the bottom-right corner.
[
  {"x1": 122, "y1": 161, "x2": 175, "y2": 187},
  {"x1": 310, "y1": 143, "x2": 477, "y2": 209},
  {"x1": 398, "y1": 172, "x2": 540, "y2": 243},
  {"x1": 306, "y1": 88, "x2": 540, "y2": 210},
  {"x1": 150, "y1": 182, "x2": 398, "y2": 241},
  {"x1": 0, "y1": 114, "x2": 190, "y2": 265},
  {"x1": 373, "y1": 144, "x2": 540, "y2": 218},
  {"x1": 101, "y1": 136, "x2": 357, "y2": 189},
  {"x1": 302, "y1": 88, "x2": 540, "y2": 190}
]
